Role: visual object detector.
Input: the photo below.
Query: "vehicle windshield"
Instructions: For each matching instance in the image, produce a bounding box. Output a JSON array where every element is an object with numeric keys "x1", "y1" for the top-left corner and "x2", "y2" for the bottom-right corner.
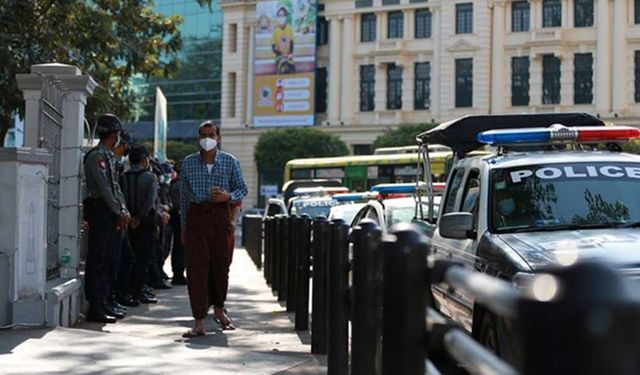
[
  {"x1": 330, "y1": 204, "x2": 365, "y2": 224},
  {"x1": 490, "y1": 162, "x2": 640, "y2": 233},
  {"x1": 292, "y1": 199, "x2": 338, "y2": 218}
]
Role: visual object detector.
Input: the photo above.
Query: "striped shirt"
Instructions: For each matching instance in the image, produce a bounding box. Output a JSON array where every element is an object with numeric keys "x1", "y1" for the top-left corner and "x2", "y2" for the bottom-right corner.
[{"x1": 180, "y1": 150, "x2": 248, "y2": 229}]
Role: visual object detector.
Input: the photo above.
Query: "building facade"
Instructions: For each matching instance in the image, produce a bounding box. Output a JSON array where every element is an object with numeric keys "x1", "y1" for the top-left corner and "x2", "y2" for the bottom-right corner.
[{"x1": 220, "y1": 0, "x2": 640, "y2": 209}]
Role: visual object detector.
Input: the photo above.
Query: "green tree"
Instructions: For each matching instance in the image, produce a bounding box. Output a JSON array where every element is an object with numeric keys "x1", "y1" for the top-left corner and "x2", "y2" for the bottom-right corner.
[
  {"x1": 254, "y1": 127, "x2": 349, "y2": 171},
  {"x1": 623, "y1": 139, "x2": 640, "y2": 155},
  {"x1": 0, "y1": 0, "x2": 212, "y2": 145},
  {"x1": 139, "y1": 140, "x2": 198, "y2": 162},
  {"x1": 371, "y1": 123, "x2": 438, "y2": 151}
]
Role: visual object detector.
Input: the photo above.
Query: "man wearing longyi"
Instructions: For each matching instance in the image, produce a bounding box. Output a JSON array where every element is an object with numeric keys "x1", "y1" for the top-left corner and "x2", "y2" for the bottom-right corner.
[{"x1": 179, "y1": 120, "x2": 247, "y2": 337}]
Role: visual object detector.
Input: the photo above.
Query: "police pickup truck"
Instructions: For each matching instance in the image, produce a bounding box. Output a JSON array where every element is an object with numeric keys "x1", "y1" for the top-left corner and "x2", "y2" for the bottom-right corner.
[{"x1": 414, "y1": 113, "x2": 640, "y2": 363}]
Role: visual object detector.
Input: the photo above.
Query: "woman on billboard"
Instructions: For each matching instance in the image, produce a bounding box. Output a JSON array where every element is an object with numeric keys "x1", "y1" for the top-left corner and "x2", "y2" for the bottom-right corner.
[{"x1": 271, "y1": 6, "x2": 295, "y2": 74}]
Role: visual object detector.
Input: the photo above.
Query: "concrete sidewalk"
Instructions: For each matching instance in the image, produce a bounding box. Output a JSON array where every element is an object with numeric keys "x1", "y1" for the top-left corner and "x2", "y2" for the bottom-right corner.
[{"x1": 0, "y1": 249, "x2": 326, "y2": 374}]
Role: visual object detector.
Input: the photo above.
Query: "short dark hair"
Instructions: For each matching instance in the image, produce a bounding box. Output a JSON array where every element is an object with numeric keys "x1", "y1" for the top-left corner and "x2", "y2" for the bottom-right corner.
[
  {"x1": 129, "y1": 144, "x2": 149, "y2": 164},
  {"x1": 277, "y1": 7, "x2": 288, "y2": 15},
  {"x1": 198, "y1": 120, "x2": 220, "y2": 136}
]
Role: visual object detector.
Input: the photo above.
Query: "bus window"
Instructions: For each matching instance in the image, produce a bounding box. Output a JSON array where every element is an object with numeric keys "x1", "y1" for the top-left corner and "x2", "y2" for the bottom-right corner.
[{"x1": 292, "y1": 169, "x2": 313, "y2": 179}]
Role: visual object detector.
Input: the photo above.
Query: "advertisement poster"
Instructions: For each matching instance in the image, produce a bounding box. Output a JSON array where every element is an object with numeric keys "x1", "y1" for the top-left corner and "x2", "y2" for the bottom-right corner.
[
  {"x1": 254, "y1": 0, "x2": 317, "y2": 127},
  {"x1": 154, "y1": 87, "x2": 167, "y2": 162}
]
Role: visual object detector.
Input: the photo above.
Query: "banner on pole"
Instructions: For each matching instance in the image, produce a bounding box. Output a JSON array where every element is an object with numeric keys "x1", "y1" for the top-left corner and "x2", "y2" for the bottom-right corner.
[
  {"x1": 253, "y1": 0, "x2": 317, "y2": 127},
  {"x1": 154, "y1": 87, "x2": 167, "y2": 162}
]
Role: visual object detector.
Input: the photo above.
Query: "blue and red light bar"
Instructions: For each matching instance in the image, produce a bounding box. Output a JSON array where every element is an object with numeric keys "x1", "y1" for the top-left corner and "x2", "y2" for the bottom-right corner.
[
  {"x1": 332, "y1": 192, "x2": 379, "y2": 202},
  {"x1": 477, "y1": 124, "x2": 640, "y2": 146},
  {"x1": 371, "y1": 182, "x2": 422, "y2": 194}
]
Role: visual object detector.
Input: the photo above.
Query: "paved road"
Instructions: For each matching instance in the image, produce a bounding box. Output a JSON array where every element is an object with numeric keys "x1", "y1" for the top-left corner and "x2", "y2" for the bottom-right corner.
[{"x1": 0, "y1": 249, "x2": 326, "y2": 374}]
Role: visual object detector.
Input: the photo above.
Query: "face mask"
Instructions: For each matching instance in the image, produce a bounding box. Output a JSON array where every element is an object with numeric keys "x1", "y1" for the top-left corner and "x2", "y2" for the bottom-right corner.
[
  {"x1": 498, "y1": 198, "x2": 516, "y2": 216},
  {"x1": 199, "y1": 137, "x2": 217, "y2": 151},
  {"x1": 114, "y1": 133, "x2": 122, "y2": 148},
  {"x1": 277, "y1": 16, "x2": 287, "y2": 25}
]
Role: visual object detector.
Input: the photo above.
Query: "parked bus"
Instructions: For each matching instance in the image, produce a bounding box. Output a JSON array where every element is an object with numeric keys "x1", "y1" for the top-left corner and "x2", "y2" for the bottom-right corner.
[{"x1": 283, "y1": 151, "x2": 453, "y2": 192}]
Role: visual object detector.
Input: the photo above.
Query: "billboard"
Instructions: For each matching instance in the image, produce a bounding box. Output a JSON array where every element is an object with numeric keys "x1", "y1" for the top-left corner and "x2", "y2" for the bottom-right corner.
[
  {"x1": 253, "y1": 0, "x2": 317, "y2": 127},
  {"x1": 154, "y1": 87, "x2": 167, "y2": 162}
]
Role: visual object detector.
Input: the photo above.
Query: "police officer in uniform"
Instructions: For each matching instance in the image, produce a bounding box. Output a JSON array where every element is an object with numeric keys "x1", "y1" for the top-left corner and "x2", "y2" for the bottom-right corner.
[{"x1": 84, "y1": 114, "x2": 130, "y2": 323}]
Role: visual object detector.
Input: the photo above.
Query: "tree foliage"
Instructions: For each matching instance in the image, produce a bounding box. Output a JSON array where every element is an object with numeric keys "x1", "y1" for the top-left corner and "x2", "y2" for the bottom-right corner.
[
  {"x1": 254, "y1": 127, "x2": 349, "y2": 171},
  {"x1": 371, "y1": 123, "x2": 438, "y2": 151},
  {"x1": 0, "y1": 0, "x2": 212, "y2": 145},
  {"x1": 140, "y1": 140, "x2": 198, "y2": 162}
]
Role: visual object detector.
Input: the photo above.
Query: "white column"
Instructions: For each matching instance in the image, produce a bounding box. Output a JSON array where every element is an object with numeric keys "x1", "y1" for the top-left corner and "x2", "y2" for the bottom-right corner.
[
  {"x1": 530, "y1": 55, "x2": 543, "y2": 107},
  {"x1": 432, "y1": 6, "x2": 441, "y2": 118},
  {"x1": 328, "y1": 17, "x2": 343, "y2": 122},
  {"x1": 612, "y1": 0, "x2": 628, "y2": 112},
  {"x1": 374, "y1": 63, "x2": 387, "y2": 111},
  {"x1": 405, "y1": 9, "x2": 413, "y2": 39},
  {"x1": 595, "y1": 0, "x2": 612, "y2": 113},
  {"x1": 560, "y1": 54, "x2": 574, "y2": 107},
  {"x1": 246, "y1": 25, "x2": 255, "y2": 125},
  {"x1": 531, "y1": 0, "x2": 541, "y2": 29},
  {"x1": 402, "y1": 62, "x2": 415, "y2": 112},
  {"x1": 562, "y1": 0, "x2": 570, "y2": 27},
  {"x1": 491, "y1": 1, "x2": 506, "y2": 113},
  {"x1": 376, "y1": 12, "x2": 384, "y2": 40},
  {"x1": 341, "y1": 15, "x2": 355, "y2": 123}
]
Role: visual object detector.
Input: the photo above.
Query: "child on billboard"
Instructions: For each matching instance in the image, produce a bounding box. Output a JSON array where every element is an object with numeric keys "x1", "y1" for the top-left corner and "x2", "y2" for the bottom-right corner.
[{"x1": 271, "y1": 6, "x2": 295, "y2": 74}]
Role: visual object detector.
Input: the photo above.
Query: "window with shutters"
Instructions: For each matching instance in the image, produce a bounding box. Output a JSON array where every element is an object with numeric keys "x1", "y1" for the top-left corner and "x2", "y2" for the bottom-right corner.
[
  {"x1": 455, "y1": 58, "x2": 473, "y2": 108},
  {"x1": 542, "y1": 55, "x2": 561, "y2": 105},
  {"x1": 387, "y1": 64, "x2": 403, "y2": 110},
  {"x1": 456, "y1": 3, "x2": 473, "y2": 34},
  {"x1": 415, "y1": 62, "x2": 430, "y2": 110},
  {"x1": 511, "y1": 57, "x2": 530, "y2": 106},
  {"x1": 388, "y1": 11, "x2": 404, "y2": 39},
  {"x1": 360, "y1": 65, "x2": 375, "y2": 112}
]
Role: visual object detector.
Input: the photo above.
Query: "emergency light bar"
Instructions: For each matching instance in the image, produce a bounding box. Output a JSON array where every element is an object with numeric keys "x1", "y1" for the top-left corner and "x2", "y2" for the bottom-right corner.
[
  {"x1": 477, "y1": 124, "x2": 640, "y2": 146},
  {"x1": 332, "y1": 192, "x2": 379, "y2": 202},
  {"x1": 371, "y1": 182, "x2": 424, "y2": 194}
]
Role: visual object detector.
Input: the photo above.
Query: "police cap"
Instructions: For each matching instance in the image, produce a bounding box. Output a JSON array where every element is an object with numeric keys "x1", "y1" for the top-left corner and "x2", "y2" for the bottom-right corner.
[
  {"x1": 95, "y1": 114, "x2": 123, "y2": 136},
  {"x1": 129, "y1": 144, "x2": 150, "y2": 164}
]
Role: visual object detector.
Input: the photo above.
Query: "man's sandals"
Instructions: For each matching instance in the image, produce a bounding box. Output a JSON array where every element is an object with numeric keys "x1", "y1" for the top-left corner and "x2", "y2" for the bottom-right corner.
[
  {"x1": 182, "y1": 329, "x2": 205, "y2": 338},
  {"x1": 214, "y1": 311, "x2": 236, "y2": 331}
]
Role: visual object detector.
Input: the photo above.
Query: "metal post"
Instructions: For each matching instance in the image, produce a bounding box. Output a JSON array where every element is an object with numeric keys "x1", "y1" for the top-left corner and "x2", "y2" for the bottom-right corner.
[
  {"x1": 287, "y1": 216, "x2": 298, "y2": 312},
  {"x1": 311, "y1": 217, "x2": 328, "y2": 354},
  {"x1": 278, "y1": 215, "x2": 288, "y2": 302},
  {"x1": 295, "y1": 215, "x2": 312, "y2": 331},
  {"x1": 327, "y1": 219, "x2": 349, "y2": 375},
  {"x1": 382, "y1": 224, "x2": 426, "y2": 375},
  {"x1": 351, "y1": 220, "x2": 384, "y2": 375},
  {"x1": 519, "y1": 262, "x2": 640, "y2": 375},
  {"x1": 264, "y1": 218, "x2": 272, "y2": 284},
  {"x1": 271, "y1": 216, "x2": 282, "y2": 294}
]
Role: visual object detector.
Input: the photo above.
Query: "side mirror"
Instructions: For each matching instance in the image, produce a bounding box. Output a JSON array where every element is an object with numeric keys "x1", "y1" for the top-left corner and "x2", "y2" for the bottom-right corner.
[{"x1": 439, "y1": 212, "x2": 475, "y2": 239}]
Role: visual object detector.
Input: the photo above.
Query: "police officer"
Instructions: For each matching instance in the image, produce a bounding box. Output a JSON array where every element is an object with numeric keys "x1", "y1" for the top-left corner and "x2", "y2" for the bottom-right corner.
[
  {"x1": 121, "y1": 145, "x2": 160, "y2": 304},
  {"x1": 84, "y1": 114, "x2": 130, "y2": 323}
]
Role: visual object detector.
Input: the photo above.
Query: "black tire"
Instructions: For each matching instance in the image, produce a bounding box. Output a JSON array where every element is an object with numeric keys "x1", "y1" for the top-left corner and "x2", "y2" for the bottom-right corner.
[{"x1": 479, "y1": 312, "x2": 500, "y2": 356}]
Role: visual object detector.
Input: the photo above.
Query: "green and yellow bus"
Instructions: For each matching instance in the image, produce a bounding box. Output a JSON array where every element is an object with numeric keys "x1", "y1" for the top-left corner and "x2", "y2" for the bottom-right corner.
[{"x1": 284, "y1": 151, "x2": 453, "y2": 192}]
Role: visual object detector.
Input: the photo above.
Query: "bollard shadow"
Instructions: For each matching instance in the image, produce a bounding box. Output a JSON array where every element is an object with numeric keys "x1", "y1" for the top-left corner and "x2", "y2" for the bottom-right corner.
[{"x1": 0, "y1": 327, "x2": 53, "y2": 354}]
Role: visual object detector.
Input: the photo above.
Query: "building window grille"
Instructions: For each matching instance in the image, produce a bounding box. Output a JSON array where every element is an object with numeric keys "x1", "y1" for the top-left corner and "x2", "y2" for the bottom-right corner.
[
  {"x1": 635, "y1": 51, "x2": 640, "y2": 102},
  {"x1": 574, "y1": 53, "x2": 593, "y2": 104},
  {"x1": 361, "y1": 13, "x2": 377, "y2": 42},
  {"x1": 387, "y1": 64, "x2": 403, "y2": 110},
  {"x1": 456, "y1": 3, "x2": 473, "y2": 34},
  {"x1": 543, "y1": 0, "x2": 562, "y2": 27},
  {"x1": 511, "y1": 56, "x2": 530, "y2": 106},
  {"x1": 317, "y1": 17, "x2": 329, "y2": 45},
  {"x1": 512, "y1": 1, "x2": 530, "y2": 32},
  {"x1": 315, "y1": 67, "x2": 327, "y2": 113},
  {"x1": 388, "y1": 11, "x2": 404, "y2": 39},
  {"x1": 415, "y1": 9, "x2": 432, "y2": 39},
  {"x1": 360, "y1": 65, "x2": 376, "y2": 112},
  {"x1": 455, "y1": 58, "x2": 473, "y2": 108},
  {"x1": 415, "y1": 62, "x2": 431, "y2": 110},
  {"x1": 542, "y1": 55, "x2": 561, "y2": 104},
  {"x1": 574, "y1": 0, "x2": 594, "y2": 27}
]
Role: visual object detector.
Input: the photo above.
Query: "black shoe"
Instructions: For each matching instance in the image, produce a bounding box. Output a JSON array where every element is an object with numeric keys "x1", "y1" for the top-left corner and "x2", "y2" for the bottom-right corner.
[
  {"x1": 154, "y1": 281, "x2": 172, "y2": 290},
  {"x1": 117, "y1": 294, "x2": 140, "y2": 307},
  {"x1": 172, "y1": 277, "x2": 187, "y2": 285},
  {"x1": 104, "y1": 305, "x2": 126, "y2": 319},
  {"x1": 135, "y1": 294, "x2": 158, "y2": 304},
  {"x1": 87, "y1": 309, "x2": 117, "y2": 324},
  {"x1": 143, "y1": 290, "x2": 156, "y2": 299},
  {"x1": 112, "y1": 301, "x2": 127, "y2": 312}
]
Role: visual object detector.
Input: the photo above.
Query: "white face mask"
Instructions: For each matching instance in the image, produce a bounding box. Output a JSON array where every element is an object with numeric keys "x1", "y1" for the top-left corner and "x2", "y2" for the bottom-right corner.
[
  {"x1": 277, "y1": 16, "x2": 287, "y2": 25},
  {"x1": 199, "y1": 137, "x2": 217, "y2": 151}
]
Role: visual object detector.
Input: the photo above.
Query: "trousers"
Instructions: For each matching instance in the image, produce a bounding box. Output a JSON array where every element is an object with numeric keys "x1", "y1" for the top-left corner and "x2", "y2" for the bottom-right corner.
[
  {"x1": 170, "y1": 211, "x2": 185, "y2": 278},
  {"x1": 85, "y1": 201, "x2": 121, "y2": 305},
  {"x1": 129, "y1": 215, "x2": 155, "y2": 295},
  {"x1": 185, "y1": 201, "x2": 233, "y2": 319}
]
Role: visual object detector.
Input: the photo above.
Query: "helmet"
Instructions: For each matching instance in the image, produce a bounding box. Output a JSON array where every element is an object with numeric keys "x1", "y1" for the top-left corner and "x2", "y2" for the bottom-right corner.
[{"x1": 95, "y1": 114, "x2": 123, "y2": 137}]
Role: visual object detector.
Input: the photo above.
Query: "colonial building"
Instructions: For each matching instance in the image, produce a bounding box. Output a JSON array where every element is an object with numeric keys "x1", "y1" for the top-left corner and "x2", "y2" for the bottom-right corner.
[{"x1": 220, "y1": 0, "x2": 640, "y2": 209}]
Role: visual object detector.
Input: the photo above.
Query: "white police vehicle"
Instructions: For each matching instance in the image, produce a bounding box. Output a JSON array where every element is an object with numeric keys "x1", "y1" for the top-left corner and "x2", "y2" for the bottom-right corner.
[{"x1": 415, "y1": 113, "x2": 640, "y2": 364}]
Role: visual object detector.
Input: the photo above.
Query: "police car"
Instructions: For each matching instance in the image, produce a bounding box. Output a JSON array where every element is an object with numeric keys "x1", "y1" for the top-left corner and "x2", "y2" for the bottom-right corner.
[
  {"x1": 350, "y1": 183, "x2": 442, "y2": 234},
  {"x1": 328, "y1": 192, "x2": 380, "y2": 225},
  {"x1": 415, "y1": 113, "x2": 640, "y2": 363},
  {"x1": 289, "y1": 195, "x2": 340, "y2": 218}
]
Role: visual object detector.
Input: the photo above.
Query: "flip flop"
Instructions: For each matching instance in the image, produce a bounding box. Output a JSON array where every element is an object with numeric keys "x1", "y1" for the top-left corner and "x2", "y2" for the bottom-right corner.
[
  {"x1": 214, "y1": 315, "x2": 236, "y2": 331},
  {"x1": 182, "y1": 329, "x2": 205, "y2": 338}
]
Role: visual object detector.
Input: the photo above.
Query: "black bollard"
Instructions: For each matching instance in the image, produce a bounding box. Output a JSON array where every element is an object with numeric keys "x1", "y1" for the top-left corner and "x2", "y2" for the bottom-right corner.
[
  {"x1": 287, "y1": 216, "x2": 298, "y2": 312},
  {"x1": 311, "y1": 217, "x2": 328, "y2": 354},
  {"x1": 519, "y1": 262, "x2": 640, "y2": 375},
  {"x1": 295, "y1": 215, "x2": 312, "y2": 331},
  {"x1": 351, "y1": 220, "x2": 384, "y2": 375},
  {"x1": 327, "y1": 219, "x2": 349, "y2": 375},
  {"x1": 271, "y1": 216, "x2": 282, "y2": 294},
  {"x1": 382, "y1": 224, "x2": 427, "y2": 375},
  {"x1": 264, "y1": 218, "x2": 272, "y2": 284},
  {"x1": 278, "y1": 215, "x2": 289, "y2": 302}
]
